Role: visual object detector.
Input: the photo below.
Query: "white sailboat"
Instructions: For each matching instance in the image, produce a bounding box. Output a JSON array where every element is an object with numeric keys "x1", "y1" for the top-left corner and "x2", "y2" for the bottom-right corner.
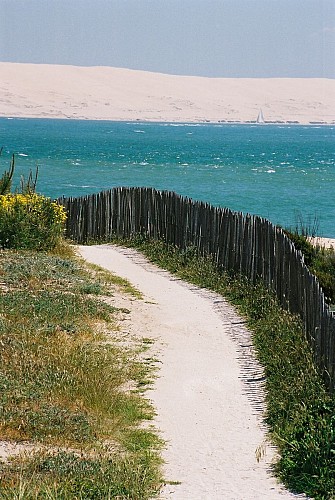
[{"x1": 256, "y1": 109, "x2": 265, "y2": 124}]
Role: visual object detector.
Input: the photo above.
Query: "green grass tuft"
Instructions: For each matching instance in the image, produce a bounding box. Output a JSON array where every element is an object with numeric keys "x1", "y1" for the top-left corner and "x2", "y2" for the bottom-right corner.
[{"x1": 0, "y1": 450, "x2": 162, "y2": 499}]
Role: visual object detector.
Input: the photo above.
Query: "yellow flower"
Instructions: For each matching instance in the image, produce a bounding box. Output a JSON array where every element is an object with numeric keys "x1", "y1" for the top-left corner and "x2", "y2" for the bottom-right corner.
[{"x1": 0, "y1": 193, "x2": 67, "y2": 250}]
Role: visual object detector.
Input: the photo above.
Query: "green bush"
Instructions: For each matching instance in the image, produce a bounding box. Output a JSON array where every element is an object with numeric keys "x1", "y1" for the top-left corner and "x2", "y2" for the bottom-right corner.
[
  {"x1": 0, "y1": 193, "x2": 66, "y2": 250},
  {"x1": 0, "y1": 150, "x2": 66, "y2": 250}
]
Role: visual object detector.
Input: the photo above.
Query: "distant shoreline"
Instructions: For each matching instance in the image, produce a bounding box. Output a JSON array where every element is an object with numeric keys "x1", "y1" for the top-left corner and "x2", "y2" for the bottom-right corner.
[{"x1": 1, "y1": 116, "x2": 334, "y2": 126}]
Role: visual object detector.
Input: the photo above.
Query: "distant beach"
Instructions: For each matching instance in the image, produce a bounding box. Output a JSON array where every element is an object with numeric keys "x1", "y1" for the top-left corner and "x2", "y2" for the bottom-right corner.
[
  {"x1": 310, "y1": 237, "x2": 335, "y2": 249},
  {"x1": 0, "y1": 62, "x2": 334, "y2": 124}
]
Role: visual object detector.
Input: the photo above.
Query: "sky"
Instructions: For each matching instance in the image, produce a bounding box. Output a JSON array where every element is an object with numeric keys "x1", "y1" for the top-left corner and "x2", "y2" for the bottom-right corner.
[{"x1": 0, "y1": 0, "x2": 334, "y2": 78}]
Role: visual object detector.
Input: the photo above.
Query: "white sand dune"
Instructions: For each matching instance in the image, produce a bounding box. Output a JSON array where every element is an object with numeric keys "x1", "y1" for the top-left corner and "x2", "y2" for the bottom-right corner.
[
  {"x1": 0, "y1": 62, "x2": 334, "y2": 124},
  {"x1": 79, "y1": 244, "x2": 304, "y2": 499}
]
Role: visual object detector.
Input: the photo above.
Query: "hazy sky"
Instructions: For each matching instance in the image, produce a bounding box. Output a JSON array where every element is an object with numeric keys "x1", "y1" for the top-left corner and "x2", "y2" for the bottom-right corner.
[{"x1": 1, "y1": 0, "x2": 334, "y2": 78}]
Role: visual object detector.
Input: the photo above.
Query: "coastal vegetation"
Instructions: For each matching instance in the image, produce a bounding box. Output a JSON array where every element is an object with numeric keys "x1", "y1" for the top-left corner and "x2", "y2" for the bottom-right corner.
[
  {"x1": 2, "y1": 152, "x2": 335, "y2": 497},
  {"x1": 284, "y1": 229, "x2": 335, "y2": 307},
  {"x1": 0, "y1": 152, "x2": 66, "y2": 251},
  {"x1": 0, "y1": 246, "x2": 163, "y2": 498},
  {"x1": 111, "y1": 235, "x2": 335, "y2": 499},
  {"x1": 0, "y1": 157, "x2": 163, "y2": 498}
]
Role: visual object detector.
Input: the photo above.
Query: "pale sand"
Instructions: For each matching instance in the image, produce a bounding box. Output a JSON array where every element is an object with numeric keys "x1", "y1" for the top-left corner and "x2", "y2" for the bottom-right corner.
[
  {"x1": 0, "y1": 62, "x2": 334, "y2": 124},
  {"x1": 78, "y1": 244, "x2": 304, "y2": 500},
  {"x1": 310, "y1": 237, "x2": 335, "y2": 249}
]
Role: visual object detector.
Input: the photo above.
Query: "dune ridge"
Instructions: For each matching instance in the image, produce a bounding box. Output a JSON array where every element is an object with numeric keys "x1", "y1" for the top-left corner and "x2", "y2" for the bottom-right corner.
[{"x1": 0, "y1": 62, "x2": 334, "y2": 123}]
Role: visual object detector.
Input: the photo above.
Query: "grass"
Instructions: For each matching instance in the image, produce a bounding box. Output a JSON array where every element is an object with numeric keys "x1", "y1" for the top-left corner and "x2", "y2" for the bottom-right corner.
[
  {"x1": 284, "y1": 229, "x2": 335, "y2": 306},
  {"x1": 85, "y1": 261, "x2": 143, "y2": 299},
  {"x1": 0, "y1": 244, "x2": 163, "y2": 499},
  {"x1": 110, "y1": 235, "x2": 335, "y2": 500}
]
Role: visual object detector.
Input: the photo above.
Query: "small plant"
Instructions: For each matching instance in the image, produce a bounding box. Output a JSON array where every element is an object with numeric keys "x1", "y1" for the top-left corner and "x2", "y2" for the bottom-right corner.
[
  {"x1": 20, "y1": 163, "x2": 39, "y2": 194},
  {"x1": 291, "y1": 210, "x2": 320, "y2": 239},
  {"x1": 0, "y1": 148, "x2": 14, "y2": 195}
]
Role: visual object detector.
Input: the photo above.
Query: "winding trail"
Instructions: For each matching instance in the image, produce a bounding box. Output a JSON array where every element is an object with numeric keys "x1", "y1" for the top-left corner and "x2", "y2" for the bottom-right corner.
[{"x1": 79, "y1": 245, "x2": 303, "y2": 500}]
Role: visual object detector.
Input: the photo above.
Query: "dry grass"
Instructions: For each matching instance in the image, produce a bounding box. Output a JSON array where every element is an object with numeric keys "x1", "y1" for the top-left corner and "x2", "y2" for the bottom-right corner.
[{"x1": 0, "y1": 244, "x2": 163, "y2": 498}]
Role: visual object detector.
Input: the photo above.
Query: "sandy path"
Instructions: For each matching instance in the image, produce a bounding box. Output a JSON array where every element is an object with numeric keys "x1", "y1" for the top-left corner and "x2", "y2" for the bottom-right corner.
[{"x1": 79, "y1": 245, "x2": 302, "y2": 499}]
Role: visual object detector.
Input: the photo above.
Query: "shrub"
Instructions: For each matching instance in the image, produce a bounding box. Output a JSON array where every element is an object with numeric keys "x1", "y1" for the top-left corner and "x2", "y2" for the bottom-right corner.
[{"x1": 0, "y1": 193, "x2": 66, "y2": 250}]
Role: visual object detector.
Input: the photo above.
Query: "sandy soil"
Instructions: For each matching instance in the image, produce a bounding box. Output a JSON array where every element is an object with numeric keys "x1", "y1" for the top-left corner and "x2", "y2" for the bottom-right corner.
[
  {"x1": 0, "y1": 62, "x2": 334, "y2": 124},
  {"x1": 310, "y1": 237, "x2": 335, "y2": 249},
  {"x1": 78, "y1": 244, "x2": 304, "y2": 500}
]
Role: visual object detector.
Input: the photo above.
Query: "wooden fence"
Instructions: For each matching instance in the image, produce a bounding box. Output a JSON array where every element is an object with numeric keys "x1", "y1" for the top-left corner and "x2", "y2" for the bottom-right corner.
[{"x1": 59, "y1": 187, "x2": 335, "y2": 390}]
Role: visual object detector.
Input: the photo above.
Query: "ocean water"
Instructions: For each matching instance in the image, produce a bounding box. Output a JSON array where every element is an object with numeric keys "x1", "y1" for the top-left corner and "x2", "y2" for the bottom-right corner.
[{"x1": 0, "y1": 118, "x2": 334, "y2": 237}]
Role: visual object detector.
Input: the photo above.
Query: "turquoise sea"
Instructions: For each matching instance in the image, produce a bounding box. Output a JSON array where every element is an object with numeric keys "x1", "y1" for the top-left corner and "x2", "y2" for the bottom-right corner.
[{"x1": 0, "y1": 118, "x2": 334, "y2": 237}]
